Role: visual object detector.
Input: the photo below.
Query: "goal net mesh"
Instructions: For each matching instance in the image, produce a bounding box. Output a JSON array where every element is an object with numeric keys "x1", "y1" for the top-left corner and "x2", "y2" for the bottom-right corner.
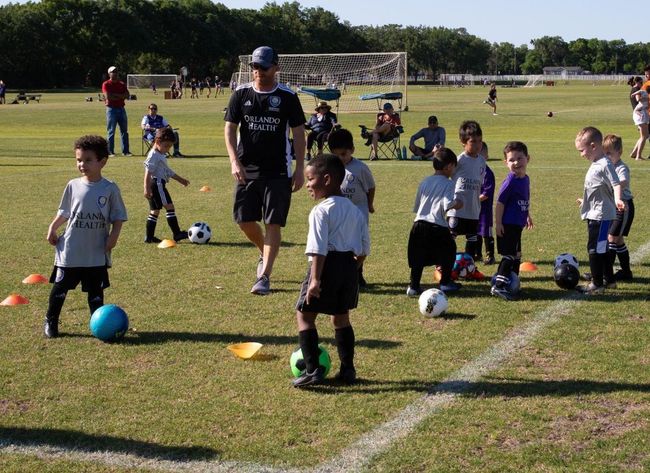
[
  {"x1": 232, "y1": 52, "x2": 407, "y2": 113},
  {"x1": 127, "y1": 74, "x2": 178, "y2": 89}
]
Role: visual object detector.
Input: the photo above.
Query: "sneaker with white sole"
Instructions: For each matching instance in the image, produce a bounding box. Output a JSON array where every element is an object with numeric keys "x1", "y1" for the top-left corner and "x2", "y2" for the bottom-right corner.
[
  {"x1": 292, "y1": 367, "x2": 325, "y2": 388},
  {"x1": 251, "y1": 275, "x2": 271, "y2": 295},
  {"x1": 406, "y1": 286, "x2": 421, "y2": 297},
  {"x1": 576, "y1": 282, "x2": 605, "y2": 295}
]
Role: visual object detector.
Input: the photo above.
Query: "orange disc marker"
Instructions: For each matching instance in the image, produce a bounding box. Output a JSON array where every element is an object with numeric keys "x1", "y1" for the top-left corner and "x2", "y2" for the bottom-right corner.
[
  {"x1": 1, "y1": 294, "x2": 30, "y2": 306},
  {"x1": 22, "y1": 273, "x2": 48, "y2": 284}
]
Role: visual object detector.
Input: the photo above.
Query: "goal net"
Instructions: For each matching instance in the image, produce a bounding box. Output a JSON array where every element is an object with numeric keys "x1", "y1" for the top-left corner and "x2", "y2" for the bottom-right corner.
[
  {"x1": 232, "y1": 52, "x2": 407, "y2": 113},
  {"x1": 126, "y1": 74, "x2": 178, "y2": 90}
]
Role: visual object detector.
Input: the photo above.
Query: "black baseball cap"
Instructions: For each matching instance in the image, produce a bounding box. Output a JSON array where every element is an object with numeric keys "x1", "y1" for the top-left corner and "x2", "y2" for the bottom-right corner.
[{"x1": 249, "y1": 46, "x2": 278, "y2": 69}]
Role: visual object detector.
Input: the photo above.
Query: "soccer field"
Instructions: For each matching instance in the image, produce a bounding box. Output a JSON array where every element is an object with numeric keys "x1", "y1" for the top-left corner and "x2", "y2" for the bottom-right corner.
[{"x1": 1, "y1": 84, "x2": 649, "y2": 472}]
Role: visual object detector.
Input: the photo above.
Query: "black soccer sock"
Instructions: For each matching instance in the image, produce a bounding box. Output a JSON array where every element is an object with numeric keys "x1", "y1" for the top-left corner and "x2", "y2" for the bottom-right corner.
[
  {"x1": 87, "y1": 289, "x2": 104, "y2": 315},
  {"x1": 166, "y1": 210, "x2": 182, "y2": 235},
  {"x1": 617, "y1": 244, "x2": 631, "y2": 273},
  {"x1": 603, "y1": 251, "x2": 614, "y2": 283},
  {"x1": 298, "y1": 328, "x2": 320, "y2": 374},
  {"x1": 513, "y1": 258, "x2": 521, "y2": 276},
  {"x1": 588, "y1": 253, "x2": 604, "y2": 287},
  {"x1": 335, "y1": 325, "x2": 355, "y2": 371},
  {"x1": 464, "y1": 234, "x2": 478, "y2": 258},
  {"x1": 485, "y1": 237, "x2": 495, "y2": 259},
  {"x1": 495, "y1": 256, "x2": 514, "y2": 288},
  {"x1": 45, "y1": 284, "x2": 67, "y2": 325},
  {"x1": 409, "y1": 266, "x2": 424, "y2": 289},
  {"x1": 475, "y1": 236, "x2": 483, "y2": 260},
  {"x1": 607, "y1": 243, "x2": 617, "y2": 268},
  {"x1": 146, "y1": 214, "x2": 158, "y2": 240}
]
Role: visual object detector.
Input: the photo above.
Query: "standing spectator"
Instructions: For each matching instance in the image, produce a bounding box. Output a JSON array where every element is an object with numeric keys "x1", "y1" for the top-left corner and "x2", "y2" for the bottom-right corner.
[
  {"x1": 630, "y1": 76, "x2": 649, "y2": 161},
  {"x1": 224, "y1": 46, "x2": 306, "y2": 295},
  {"x1": 205, "y1": 76, "x2": 212, "y2": 98},
  {"x1": 483, "y1": 83, "x2": 498, "y2": 115},
  {"x1": 0, "y1": 80, "x2": 6, "y2": 104},
  {"x1": 102, "y1": 66, "x2": 132, "y2": 156},
  {"x1": 408, "y1": 115, "x2": 446, "y2": 160},
  {"x1": 190, "y1": 78, "x2": 198, "y2": 99}
]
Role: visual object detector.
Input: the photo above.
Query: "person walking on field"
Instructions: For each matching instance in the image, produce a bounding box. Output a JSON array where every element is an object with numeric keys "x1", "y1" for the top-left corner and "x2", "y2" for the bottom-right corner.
[
  {"x1": 224, "y1": 46, "x2": 306, "y2": 295},
  {"x1": 102, "y1": 66, "x2": 132, "y2": 157}
]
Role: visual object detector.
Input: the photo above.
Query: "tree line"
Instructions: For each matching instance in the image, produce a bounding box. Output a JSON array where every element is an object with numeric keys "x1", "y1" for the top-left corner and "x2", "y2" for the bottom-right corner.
[{"x1": 2, "y1": 0, "x2": 650, "y2": 89}]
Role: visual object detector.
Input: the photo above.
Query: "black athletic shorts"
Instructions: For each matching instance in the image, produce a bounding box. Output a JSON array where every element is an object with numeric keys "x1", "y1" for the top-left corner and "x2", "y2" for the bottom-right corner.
[
  {"x1": 587, "y1": 219, "x2": 610, "y2": 255},
  {"x1": 407, "y1": 220, "x2": 456, "y2": 269},
  {"x1": 609, "y1": 199, "x2": 634, "y2": 237},
  {"x1": 496, "y1": 224, "x2": 523, "y2": 257},
  {"x1": 295, "y1": 252, "x2": 358, "y2": 315},
  {"x1": 149, "y1": 178, "x2": 173, "y2": 211},
  {"x1": 49, "y1": 266, "x2": 110, "y2": 292},
  {"x1": 233, "y1": 177, "x2": 292, "y2": 226},
  {"x1": 447, "y1": 217, "x2": 479, "y2": 237}
]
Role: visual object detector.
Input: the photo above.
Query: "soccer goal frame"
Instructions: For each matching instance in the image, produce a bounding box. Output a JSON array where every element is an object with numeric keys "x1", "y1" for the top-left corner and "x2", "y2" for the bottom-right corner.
[
  {"x1": 232, "y1": 52, "x2": 408, "y2": 114},
  {"x1": 126, "y1": 74, "x2": 179, "y2": 90}
]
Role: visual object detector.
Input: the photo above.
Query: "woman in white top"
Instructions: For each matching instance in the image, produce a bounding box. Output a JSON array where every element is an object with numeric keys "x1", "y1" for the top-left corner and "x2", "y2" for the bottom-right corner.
[{"x1": 630, "y1": 76, "x2": 649, "y2": 160}]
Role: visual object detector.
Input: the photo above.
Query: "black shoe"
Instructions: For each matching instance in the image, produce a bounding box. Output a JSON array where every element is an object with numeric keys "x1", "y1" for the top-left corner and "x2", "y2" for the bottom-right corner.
[
  {"x1": 292, "y1": 367, "x2": 325, "y2": 388},
  {"x1": 144, "y1": 236, "x2": 162, "y2": 243},
  {"x1": 483, "y1": 256, "x2": 496, "y2": 265},
  {"x1": 614, "y1": 269, "x2": 633, "y2": 281},
  {"x1": 44, "y1": 320, "x2": 59, "y2": 338},
  {"x1": 336, "y1": 366, "x2": 357, "y2": 384},
  {"x1": 174, "y1": 231, "x2": 188, "y2": 242},
  {"x1": 364, "y1": 137, "x2": 372, "y2": 146}
]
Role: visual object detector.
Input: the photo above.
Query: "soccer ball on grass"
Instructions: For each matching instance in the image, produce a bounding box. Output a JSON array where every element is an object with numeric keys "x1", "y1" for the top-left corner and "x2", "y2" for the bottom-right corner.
[
  {"x1": 418, "y1": 288, "x2": 448, "y2": 317},
  {"x1": 90, "y1": 304, "x2": 129, "y2": 342},
  {"x1": 452, "y1": 252, "x2": 476, "y2": 279},
  {"x1": 554, "y1": 253, "x2": 579, "y2": 270},
  {"x1": 553, "y1": 263, "x2": 580, "y2": 289},
  {"x1": 188, "y1": 221, "x2": 212, "y2": 244},
  {"x1": 290, "y1": 345, "x2": 331, "y2": 377}
]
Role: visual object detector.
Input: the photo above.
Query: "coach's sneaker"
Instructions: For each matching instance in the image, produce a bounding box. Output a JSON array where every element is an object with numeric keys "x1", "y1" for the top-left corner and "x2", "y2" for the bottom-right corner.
[
  {"x1": 144, "y1": 236, "x2": 162, "y2": 244},
  {"x1": 491, "y1": 285, "x2": 514, "y2": 301},
  {"x1": 251, "y1": 275, "x2": 271, "y2": 295},
  {"x1": 335, "y1": 366, "x2": 357, "y2": 385},
  {"x1": 576, "y1": 282, "x2": 605, "y2": 295},
  {"x1": 614, "y1": 269, "x2": 633, "y2": 281},
  {"x1": 292, "y1": 366, "x2": 325, "y2": 388},
  {"x1": 440, "y1": 281, "x2": 462, "y2": 293},
  {"x1": 173, "y1": 231, "x2": 188, "y2": 242},
  {"x1": 44, "y1": 319, "x2": 59, "y2": 338},
  {"x1": 406, "y1": 286, "x2": 422, "y2": 297},
  {"x1": 123, "y1": 152, "x2": 133, "y2": 157}
]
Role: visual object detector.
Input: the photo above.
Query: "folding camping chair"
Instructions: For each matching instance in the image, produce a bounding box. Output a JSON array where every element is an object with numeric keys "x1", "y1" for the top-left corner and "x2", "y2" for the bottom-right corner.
[{"x1": 365, "y1": 125, "x2": 404, "y2": 160}]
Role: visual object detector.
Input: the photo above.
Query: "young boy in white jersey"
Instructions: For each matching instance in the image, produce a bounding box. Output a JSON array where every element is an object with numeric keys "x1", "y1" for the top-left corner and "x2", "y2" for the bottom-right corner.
[
  {"x1": 447, "y1": 120, "x2": 486, "y2": 259},
  {"x1": 143, "y1": 128, "x2": 190, "y2": 243},
  {"x1": 407, "y1": 148, "x2": 463, "y2": 297},
  {"x1": 575, "y1": 127, "x2": 625, "y2": 294},
  {"x1": 603, "y1": 134, "x2": 634, "y2": 281},
  {"x1": 44, "y1": 135, "x2": 128, "y2": 338},
  {"x1": 327, "y1": 128, "x2": 376, "y2": 287},
  {"x1": 293, "y1": 155, "x2": 370, "y2": 388}
]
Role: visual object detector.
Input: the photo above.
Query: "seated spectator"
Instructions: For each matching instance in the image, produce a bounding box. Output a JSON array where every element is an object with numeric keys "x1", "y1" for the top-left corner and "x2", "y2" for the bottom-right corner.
[
  {"x1": 361, "y1": 102, "x2": 401, "y2": 161},
  {"x1": 305, "y1": 101, "x2": 338, "y2": 159},
  {"x1": 141, "y1": 103, "x2": 183, "y2": 157},
  {"x1": 409, "y1": 115, "x2": 446, "y2": 160},
  {"x1": 0, "y1": 80, "x2": 6, "y2": 104}
]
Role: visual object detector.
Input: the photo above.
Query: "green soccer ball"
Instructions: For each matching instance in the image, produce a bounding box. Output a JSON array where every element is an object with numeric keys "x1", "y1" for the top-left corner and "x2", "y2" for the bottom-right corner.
[{"x1": 290, "y1": 345, "x2": 331, "y2": 377}]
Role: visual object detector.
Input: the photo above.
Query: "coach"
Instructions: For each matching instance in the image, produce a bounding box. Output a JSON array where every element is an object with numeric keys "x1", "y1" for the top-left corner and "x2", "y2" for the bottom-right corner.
[
  {"x1": 224, "y1": 46, "x2": 306, "y2": 296},
  {"x1": 102, "y1": 66, "x2": 131, "y2": 157}
]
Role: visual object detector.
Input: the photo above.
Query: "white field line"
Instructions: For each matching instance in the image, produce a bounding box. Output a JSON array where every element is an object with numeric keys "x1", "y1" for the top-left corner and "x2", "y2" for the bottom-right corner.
[{"x1": 2, "y1": 241, "x2": 650, "y2": 473}]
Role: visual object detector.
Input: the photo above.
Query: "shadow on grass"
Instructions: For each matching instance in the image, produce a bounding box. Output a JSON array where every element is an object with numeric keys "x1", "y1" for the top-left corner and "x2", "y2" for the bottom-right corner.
[
  {"x1": 204, "y1": 240, "x2": 300, "y2": 248},
  {"x1": 306, "y1": 376, "x2": 650, "y2": 396},
  {"x1": 0, "y1": 163, "x2": 53, "y2": 167},
  {"x1": 0, "y1": 426, "x2": 220, "y2": 461},
  {"x1": 120, "y1": 331, "x2": 401, "y2": 349}
]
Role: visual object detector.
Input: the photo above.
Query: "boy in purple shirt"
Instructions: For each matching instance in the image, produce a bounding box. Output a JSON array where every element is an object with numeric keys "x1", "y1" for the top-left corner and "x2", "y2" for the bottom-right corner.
[{"x1": 491, "y1": 141, "x2": 534, "y2": 301}]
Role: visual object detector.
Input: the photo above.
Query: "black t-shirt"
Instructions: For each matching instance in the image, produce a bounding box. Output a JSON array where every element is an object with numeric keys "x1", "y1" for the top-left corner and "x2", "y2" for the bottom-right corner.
[
  {"x1": 630, "y1": 85, "x2": 640, "y2": 109},
  {"x1": 225, "y1": 82, "x2": 305, "y2": 179}
]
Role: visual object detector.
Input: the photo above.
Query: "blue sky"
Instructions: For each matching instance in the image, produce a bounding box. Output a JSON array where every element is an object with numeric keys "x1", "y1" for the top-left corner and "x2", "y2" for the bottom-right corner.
[{"x1": 0, "y1": 0, "x2": 644, "y2": 46}]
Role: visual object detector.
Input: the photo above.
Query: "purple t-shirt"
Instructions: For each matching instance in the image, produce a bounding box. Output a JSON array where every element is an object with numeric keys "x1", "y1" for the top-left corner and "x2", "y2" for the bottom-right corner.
[
  {"x1": 497, "y1": 172, "x2": 530, "y2": 227},
  {"x1": 478, "y1": 164, "x2": 495, "y2": 236}
]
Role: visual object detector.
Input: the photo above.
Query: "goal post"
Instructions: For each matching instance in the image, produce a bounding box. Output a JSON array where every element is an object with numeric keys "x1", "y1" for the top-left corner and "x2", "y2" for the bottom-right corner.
[
  {"x1": 233, "y1": 52, "x2": 408, "y2": 113},
  {"x1": 126, "y1": 74, "x2": 178, "y2": 90}
]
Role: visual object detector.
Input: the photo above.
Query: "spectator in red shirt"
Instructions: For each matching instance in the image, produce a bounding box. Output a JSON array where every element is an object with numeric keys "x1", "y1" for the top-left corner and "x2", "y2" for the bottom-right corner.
[
  {"x1": 363, "y1": 102, "x2": 401, "y2": 160},
  {"x1": 102, "y1": 66, "x2": 132, "y2": 156}
]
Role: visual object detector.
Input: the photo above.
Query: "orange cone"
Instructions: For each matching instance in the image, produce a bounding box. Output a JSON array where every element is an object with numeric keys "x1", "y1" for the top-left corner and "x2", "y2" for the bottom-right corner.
[
  {"x1": 433, "y1": 267, "x2": 442, "y2": 282},
  {"x1": 519, "y1": 261, "x2": 538, "y2": 272},
  {"x1": 227, "y1": 342, "x2": 263, "y2": 359},
  {"x1": 1, "y1": 294, "x2": 29, "y2": 306},
  {"x1": 200, "y1": 186, "x2": 212, "y2": 192},
  {"x1": 158, "y1": 239, "x2": 177, "y2": 249},
  {"x1": 22, "y1": 273, "x2": 48, "y2": 284}
]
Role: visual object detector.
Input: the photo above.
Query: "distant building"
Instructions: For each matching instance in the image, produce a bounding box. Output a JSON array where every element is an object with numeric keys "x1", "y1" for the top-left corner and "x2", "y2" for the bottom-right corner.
[{"x1": 542, "y1": 66, "x2": 584, "y2": 76}]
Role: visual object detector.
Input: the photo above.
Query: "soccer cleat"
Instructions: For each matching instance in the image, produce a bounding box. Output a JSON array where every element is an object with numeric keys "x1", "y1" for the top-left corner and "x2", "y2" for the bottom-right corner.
[
  {"x1": 576, "y1": 283, "x2": 605, "y2": 295},
  {"x1": 173, "y1": 231, "x2": 188, "y2": 242},
  {"x1": 440, "y1": 281, "x2": 462, "y2": 293},
  {"x1": 490, "y1": 285, "x2": 514, "y2": 301},
  {"x1": 614, "y1": 269, "x2": 633, "y2": 281},
  {"x1": 483, "y1": 256, "x2": 496, "y2": 265},
  {"x1": 123, "y1": 152, "x2": 133, "y2": 157},
  {"x1": 406, "y1": 286, "x2": 422, "y2": 297},
  {"x1": 292, "y1": 367, "x2": 325, "y2": 388},
  {"x1": 335, "y1": 366, "x2": 357, "y2": 385},
  {"x1": 251, "y1": 275, "x2": 271, "y2": 295},
  {"x1": 144, "y1": 236, "x2": 162, "y2": 244},
  {"x1": 465, "y1": 270, "x2": 485, "y2": 281},
  {"x1": 44, "y1": 320, "x2": 59, "y2": 338},
  {"x1": 256, "y1": 255, "x2": 264, "y2": 278}
]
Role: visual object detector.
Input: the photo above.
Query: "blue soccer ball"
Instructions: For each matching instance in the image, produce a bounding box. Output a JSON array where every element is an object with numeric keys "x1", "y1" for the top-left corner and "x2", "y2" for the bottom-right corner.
[
  {"x1": 89, "y1": 304, "x2": 129, "y2": 342},
  {"x1": 490, "y1": 271, "x2": 521, "y2": 294}
]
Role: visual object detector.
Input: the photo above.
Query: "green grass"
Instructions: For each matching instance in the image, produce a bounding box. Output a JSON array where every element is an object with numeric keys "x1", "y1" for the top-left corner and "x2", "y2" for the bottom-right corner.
[{"x1": 0, "y1": 84, "x2": 649, "y2": 472}]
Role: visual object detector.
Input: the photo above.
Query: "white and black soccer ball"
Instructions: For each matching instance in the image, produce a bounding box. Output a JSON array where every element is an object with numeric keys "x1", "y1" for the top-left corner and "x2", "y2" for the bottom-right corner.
[
  {"x1": 418, "y1": 288, "x2": 448, "y2": 317},
  {"x1": 188, "y1": 221, "x2": 212, "y2": 244},
  {"x1": 554, "y1": 253, "x2": 579, "y2": 270}
]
